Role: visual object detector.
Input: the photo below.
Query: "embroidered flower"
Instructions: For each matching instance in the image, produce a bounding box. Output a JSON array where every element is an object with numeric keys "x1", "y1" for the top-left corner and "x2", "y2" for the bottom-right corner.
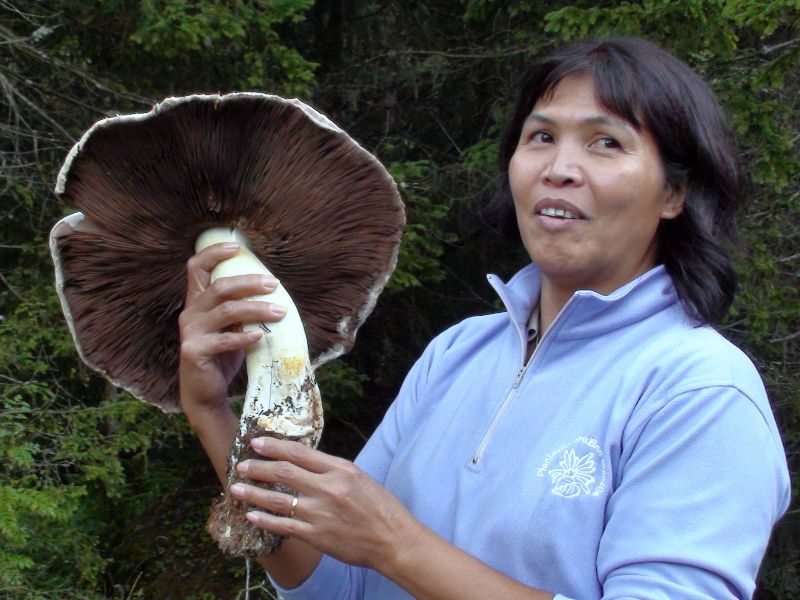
[{"x1": 548, "y1": 449, "x2": 596, "y2": 497}]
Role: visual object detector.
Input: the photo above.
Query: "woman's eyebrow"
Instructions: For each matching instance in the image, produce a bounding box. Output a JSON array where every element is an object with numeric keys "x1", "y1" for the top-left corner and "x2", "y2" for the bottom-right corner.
[
  {"x1": 525, "y1": 112, "x2": 633, "y2": 132},
  {"x1": 525, "y1": 112, "x2": 556, "y2": 125}
]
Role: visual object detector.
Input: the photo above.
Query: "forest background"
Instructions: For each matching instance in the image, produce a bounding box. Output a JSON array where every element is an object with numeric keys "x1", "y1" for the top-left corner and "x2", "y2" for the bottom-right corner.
[{"x1": 1, "y1": 0, "x2": 798, "y2": 598}]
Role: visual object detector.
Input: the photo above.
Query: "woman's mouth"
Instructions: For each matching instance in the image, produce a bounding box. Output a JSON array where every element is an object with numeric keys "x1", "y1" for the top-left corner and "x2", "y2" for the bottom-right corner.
[
  {"x1": 533, "y1": 198, "x2": 586, "y2": 220},
  {"x1": 538, "y1": 207, "x2": 579, "y2": 219}
]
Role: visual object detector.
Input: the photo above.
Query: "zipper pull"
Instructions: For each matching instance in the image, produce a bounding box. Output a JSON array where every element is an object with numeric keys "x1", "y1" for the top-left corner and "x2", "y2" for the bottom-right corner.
[{"x1": 512, "y1": 365, "x2": 526, "y2": 389}]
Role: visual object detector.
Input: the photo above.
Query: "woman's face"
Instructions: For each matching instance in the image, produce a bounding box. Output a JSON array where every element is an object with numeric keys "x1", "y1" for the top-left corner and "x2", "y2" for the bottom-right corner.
[{"x1": 508, "y1": 74, "x2": 684, "y2": 296}]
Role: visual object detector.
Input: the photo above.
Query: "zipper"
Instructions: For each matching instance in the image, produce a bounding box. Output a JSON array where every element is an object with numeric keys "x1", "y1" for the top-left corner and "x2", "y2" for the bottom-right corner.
[
  {"x1": 470, "y1": 364, "x2": 528, "y2": 466},
  {"x1": 469, "y1": 296, "x2": 577, "y2": 467}
]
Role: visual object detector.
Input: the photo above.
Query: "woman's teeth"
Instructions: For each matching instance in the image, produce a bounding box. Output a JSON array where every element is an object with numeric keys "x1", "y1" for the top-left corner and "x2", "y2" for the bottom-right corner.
[{"x1": 540, "y1": 207, "x2": 576, "y2": 219}]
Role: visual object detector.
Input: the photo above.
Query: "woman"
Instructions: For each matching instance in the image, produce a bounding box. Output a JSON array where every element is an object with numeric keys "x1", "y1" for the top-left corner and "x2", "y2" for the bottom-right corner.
[{"x1": 179, "y1": 38, "x2": 790, "y2": 599}]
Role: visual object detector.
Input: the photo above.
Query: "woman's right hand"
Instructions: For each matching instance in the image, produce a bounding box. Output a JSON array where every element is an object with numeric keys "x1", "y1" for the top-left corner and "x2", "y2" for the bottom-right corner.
[{"x1": 178, "y1": 242, "x2": 285, "y2": 420}]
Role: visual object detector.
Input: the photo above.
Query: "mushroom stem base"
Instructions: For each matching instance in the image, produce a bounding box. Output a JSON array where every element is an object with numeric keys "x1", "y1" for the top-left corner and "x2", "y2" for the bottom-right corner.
[{"x1": 207, "y1": 416, "x2": 317, "y2": 557}]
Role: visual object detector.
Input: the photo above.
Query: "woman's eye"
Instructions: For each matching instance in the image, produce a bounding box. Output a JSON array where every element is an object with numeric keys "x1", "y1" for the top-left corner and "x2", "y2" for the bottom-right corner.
[
  {"x1": 530, "y1": 131, "x2": 554, "y2": 144},
  {"x1": 592, "y1": 137, "x2": 621, "y2": 150}
]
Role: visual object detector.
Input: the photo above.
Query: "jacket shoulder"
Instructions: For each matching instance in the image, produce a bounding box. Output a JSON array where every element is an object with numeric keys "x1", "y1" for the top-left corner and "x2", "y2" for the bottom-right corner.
[
  {"x1": 643, "y1": 320, "x2": 763, "y2": 394},
  {"x1": 428, "y1": 312, "x2": 509, "y2": 355}
]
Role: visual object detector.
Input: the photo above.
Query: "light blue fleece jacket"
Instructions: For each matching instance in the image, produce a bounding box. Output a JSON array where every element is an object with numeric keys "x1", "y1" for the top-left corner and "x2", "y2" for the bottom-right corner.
[{"x1": 273, "y1": 264, "x2": 790, "y2": 599}]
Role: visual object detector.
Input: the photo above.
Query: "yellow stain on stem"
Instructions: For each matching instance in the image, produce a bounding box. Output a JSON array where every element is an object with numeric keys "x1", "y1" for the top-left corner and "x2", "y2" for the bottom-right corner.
[{"x1": 279, "y1": 356, "x2": 306, "y2": 379}]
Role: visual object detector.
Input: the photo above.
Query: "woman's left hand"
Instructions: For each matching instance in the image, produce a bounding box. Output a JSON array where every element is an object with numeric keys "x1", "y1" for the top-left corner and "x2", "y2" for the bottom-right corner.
[
  {"x1": 229, "y1": 437, "x2": 419, "y2": 572},
  {"x1": 233, "y1": 437, "x2": 555, "y2": 600}
]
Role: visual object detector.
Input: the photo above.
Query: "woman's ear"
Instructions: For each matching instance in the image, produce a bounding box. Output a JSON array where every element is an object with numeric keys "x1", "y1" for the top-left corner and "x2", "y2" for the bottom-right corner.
[{"x1": 661, "y1": 180, "x2": 687, "y2": 220}]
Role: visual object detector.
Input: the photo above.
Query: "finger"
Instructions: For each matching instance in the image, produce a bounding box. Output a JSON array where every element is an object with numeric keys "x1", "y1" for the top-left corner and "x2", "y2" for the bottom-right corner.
[
  {"x1": 199, "y1": 299, "x2": 287, "y2": 334},
  {"x1": 246, "y1": 509, "x2": 314, "y2": 541},
  {"x1": 181, "y1": 330, "x2": 262, "y2": 362},
  {"x1": 229, "y1": 483, "x2": 300, "y2": 517},
  {"x1": 236, "y1": 458, "x2": 320, "y2": 496},
  {"x1": 185, "y1": 243, "x2": 241, "y2": 302},
  {"x1": 250, "y1": 437, "x2": 348, "y2": 475},
  {"x1": 190, "y1": 274, "x2": 280, "y2": 314}
]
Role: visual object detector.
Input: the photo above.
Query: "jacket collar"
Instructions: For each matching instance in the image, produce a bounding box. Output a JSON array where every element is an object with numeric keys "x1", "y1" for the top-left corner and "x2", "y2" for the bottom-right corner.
[{"x1": 487, "y1": 263, "x2": 682, "y2": 342}]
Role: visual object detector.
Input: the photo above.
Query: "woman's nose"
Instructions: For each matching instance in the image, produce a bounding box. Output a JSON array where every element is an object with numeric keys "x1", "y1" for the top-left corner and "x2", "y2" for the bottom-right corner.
[{"x1": 542, "y1": 145, "x2": 584, "y2": 186}]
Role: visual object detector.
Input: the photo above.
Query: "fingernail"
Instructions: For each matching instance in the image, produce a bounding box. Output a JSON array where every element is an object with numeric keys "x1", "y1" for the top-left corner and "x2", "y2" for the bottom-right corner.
[
  {"x1": 252, "y1": 437, "x2": 265, "y2": 451},
  {"x1": 229, "y1": 483, "x2": 245, "y2": 497},
  {"x1": 236, "y1": 461, "x2": 249, "y2": 474},
  {"x1": 261, "y1": 275, "x2": 279, "y2": 288},
  {"x1": 270, "y1": 304, "x2": 287, "y2": 317},
  {"x1": 246, "y1": 511, "x2": 261, "y2": 524},
  {"x1": 221, "y1": 243, "x2": 240, "y2": 251},
  {"x1": 246, "y1": 330, "x2": 263, "y2": 340}
]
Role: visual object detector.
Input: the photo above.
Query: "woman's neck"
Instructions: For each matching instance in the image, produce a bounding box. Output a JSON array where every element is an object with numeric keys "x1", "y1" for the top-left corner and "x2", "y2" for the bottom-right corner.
[{"x1": 539, "y1": 278, "x2": 576, "y2": 335}]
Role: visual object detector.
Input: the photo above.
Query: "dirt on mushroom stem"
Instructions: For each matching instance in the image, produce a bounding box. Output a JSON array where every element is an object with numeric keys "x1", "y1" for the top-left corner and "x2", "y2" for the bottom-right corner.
[{"x1": 207, "y1": 415, "x2": 306, "y2": 557}]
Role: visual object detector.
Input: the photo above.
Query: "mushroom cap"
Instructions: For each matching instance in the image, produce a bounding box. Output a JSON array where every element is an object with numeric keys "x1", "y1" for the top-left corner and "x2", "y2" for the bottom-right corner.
[{"x1": 51, "y1": 93, "x2": 405, "y2": 412}]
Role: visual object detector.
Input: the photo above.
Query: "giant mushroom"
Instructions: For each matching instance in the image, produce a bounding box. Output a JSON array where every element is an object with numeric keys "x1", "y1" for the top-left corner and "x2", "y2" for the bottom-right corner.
[{"x1": 50, "y1": 93, "x2": 405, "y2": 556}]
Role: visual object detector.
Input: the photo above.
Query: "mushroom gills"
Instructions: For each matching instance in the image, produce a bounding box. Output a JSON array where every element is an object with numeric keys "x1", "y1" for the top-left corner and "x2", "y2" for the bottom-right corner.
[{"x1": 196, "y1": 226, "x2": 323, "y2": 556}]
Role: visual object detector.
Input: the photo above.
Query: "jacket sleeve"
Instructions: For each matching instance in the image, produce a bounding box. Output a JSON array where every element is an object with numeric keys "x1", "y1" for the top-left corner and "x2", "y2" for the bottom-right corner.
[
  {"x1": 582, "y1": 384, "x2": 789, "y2": 600},
  {"x1": 269, "y1": 338, "x2": 441, "y2": 600}
]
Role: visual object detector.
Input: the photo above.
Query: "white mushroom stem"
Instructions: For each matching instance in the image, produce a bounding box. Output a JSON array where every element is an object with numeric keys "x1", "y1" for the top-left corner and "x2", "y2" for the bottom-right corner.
[{"x1": 195, "y1": 227, "x2": 323, "y2": 472}]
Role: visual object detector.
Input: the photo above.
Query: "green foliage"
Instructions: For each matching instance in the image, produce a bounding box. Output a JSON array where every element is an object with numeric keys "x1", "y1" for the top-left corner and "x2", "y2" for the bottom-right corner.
[
  {"x1": 0, "y1": 268, "x2": 156, "y2": 593},
  {"x1": 460, "y1": 139, "x2": 499, "y2": 176},
  {"x1": 316, "y1": 359, "x2": 367, "y2": 406},
  {"x1": 130, "y1": 0, "x2": 317, "y2": 95},
  {"x1": 315, "y1": 359, "x2": 370, "y2": 442},
  {"x1": 385, "y1": 160, "x2": 458, "y2": 291},
  {"x1": 545, "y1": 0, "x2": 740, "y2": 57}
]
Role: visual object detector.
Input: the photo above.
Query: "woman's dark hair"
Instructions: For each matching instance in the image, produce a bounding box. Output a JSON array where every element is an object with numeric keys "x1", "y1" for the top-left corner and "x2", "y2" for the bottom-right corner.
[{"x1": 487, "y1": 37, "x2": 742, "y2": 325}]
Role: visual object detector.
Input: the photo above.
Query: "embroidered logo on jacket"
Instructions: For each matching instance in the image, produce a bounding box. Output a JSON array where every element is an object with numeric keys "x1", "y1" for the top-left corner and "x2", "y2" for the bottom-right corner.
[{"x1": 536, "y1": 436, "x2": 606, "y2": 498}]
